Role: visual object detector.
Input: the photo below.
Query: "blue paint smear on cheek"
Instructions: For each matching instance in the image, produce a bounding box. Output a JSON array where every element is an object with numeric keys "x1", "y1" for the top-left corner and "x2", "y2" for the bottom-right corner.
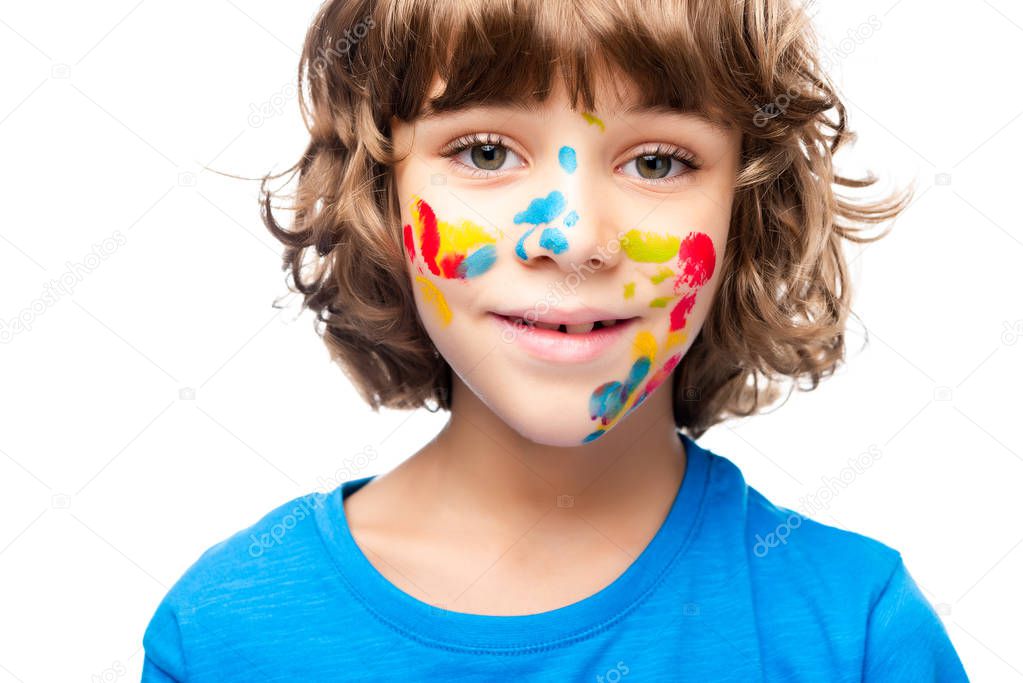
[
  {"x1": 456, "y1": 244, "x2": 497, "y2": 278},
  {"x1": 589, "y1": 381, "x2": 624, "y2": 423},
  {"x1": 558, "y1": 146, "x2": 577, "y2": 174},
  {"x1": 539, "y1": 227, "x2": 569, "y2": 254},
  {"x1": 515, "y1": 227, "x2": 537, "y2": 260},
  {"x1": 564, "y1": 210, "x2": 579, "y2": 228},
  {"x1": 623, "y1": 356, "x2": 652, "y2": 393},
  {"x1": 514, "y1": 191, "x2": 566, "y2": 225}
]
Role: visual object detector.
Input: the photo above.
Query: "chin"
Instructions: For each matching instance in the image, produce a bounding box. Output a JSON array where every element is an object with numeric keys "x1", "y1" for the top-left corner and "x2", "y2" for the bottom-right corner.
[
  {"x1": 464, "y1": 378, "x2": 618, "y2": 448},
  {"x1": 503, "y1": 415, "x2": 603, "y2": 448}
]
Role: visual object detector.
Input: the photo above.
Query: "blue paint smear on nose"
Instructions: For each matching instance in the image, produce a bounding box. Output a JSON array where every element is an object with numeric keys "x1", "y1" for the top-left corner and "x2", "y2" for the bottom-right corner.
[
  {"x1": 456, "y1": 244, "x2": 497, "y2": 278},
  {"x1": 539, "y1": 227, "x2": 569, "y2": 254},
  {"x1": 515, "y1": 226, "x2": 537, "y2": 260},
  {"x1": 514, "y1": 191, "x2": 566, "y2": 225},
  {"x1": 558, "y1": 146, "x2": 577, "y2": 173},
  {"x1": 564, "y1": 210, "x2": 579, "y2": 227}
]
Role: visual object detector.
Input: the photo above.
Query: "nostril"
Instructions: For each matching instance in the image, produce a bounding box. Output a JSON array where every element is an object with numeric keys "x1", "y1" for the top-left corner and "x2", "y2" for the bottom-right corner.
[{"x1": 586, "y1": 256, "x2": 604, "y2": 269}]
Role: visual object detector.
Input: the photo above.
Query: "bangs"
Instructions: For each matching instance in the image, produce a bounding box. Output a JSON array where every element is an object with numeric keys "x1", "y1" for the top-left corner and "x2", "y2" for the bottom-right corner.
[{"x1": 381, "y1": 0, "x2": 741, "y2": 128}]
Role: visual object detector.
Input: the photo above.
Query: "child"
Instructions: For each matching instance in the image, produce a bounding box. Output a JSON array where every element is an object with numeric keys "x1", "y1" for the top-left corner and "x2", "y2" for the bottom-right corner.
[{"x1": 142, "y1": 0, "x2": 969, "y2": 679}]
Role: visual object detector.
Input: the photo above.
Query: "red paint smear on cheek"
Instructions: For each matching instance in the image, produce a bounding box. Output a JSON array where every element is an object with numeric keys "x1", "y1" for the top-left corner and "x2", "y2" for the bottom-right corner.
[
  {"x1": 674, "y1": 232, "x2": 716, "y2": 293},
  {"x1": 402, "y1": 223, "x2": 416, "y2": 263},
  {"x1": 439, "y1": 252, "x2": 465, "y2": 279},
  {"x1": 416, "y1": 199, "x2": 441, "y2": 276},
  {"x1": 669, "y1": 291, "x2": 698, "y2": 331}
]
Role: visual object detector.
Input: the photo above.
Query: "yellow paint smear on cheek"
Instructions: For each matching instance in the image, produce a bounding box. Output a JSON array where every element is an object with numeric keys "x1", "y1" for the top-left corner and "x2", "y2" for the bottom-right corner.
[
  {"x1": 623, "y1": 282, "x2": 635, "y2": 299},
  {"x1": 650, "y1": 266, "x2": 674, "y2": 284},
  {"x1": 436, "y1": 218, "x2": 497, "y2": 261},
  {"x1": 649, "y1": 297, "x2": 671, "y2": 308},
  {"x1": 621, "y1": 230, "x2": 681, "y2": 263},
  {"x1": 665, "y1": 329, "x2": 687, "y2": 349},
  {"x1": 415, "y1": 275, "x2": 452, "y2": 326},
  {"x1": 632, "y1": 330, "x2": 657, "y2": 359}
]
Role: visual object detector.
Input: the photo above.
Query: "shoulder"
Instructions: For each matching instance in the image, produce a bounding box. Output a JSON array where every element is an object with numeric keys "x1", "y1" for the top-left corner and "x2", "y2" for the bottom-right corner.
[
  {"x1": 697, "y1": 445, "x2": 906, "y2": 631},
  {"x1": 700, "y1": 446, "x2": 902, "y2": 589},
  {"x1": 699, "y1": 447, "x2": 967, "y2": 678},
  {"x1": 141, "y1": 489, "x2": 338, "y2": 677},
  {"x1": 164, "y1": 489, "x2": 333, "y2": 603},
  {"x1": 699, "y1": 445, "x2": 908, "y2": 609}
]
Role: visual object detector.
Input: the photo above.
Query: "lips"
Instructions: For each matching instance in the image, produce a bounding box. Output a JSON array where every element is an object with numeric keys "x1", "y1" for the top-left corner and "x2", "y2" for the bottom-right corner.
[
  {"x1": 490, "y1": 312, "x2": 640, "y2": 363},
  {"x1": 498, "y1": 315, "x2": 634, "y2": 335}
]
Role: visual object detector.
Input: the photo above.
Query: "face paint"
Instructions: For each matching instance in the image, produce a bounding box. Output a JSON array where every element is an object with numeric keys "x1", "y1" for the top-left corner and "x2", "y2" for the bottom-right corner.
[
  {"x1": 669, "y1": 291, "x2": 698, "y2": 332},
  {"x1": 673, "y1": 232, "x2": 716, "y2": 291},
  {"x1": 403, "y1": 223, "x2": 417, "y2": 265},
  {"x1": 409, "y1": 195, "x2": 498, "y2": 280},
  {"x1": 650, "y1": 266, "x2": 674, "y2": 284},
  {"x1": 581, "y1": 111, "x2": 606, "y2": 132},
  {"x1": 621, "y1": 230, "x2": 683, "y2": 264},
  {"x1": 558, "y1": 146, "x2": 577, "y2": 173},
  {"x1": 667, "y1": 232, "x2": 716, "y2": 330},
  {"x1": 538, "y1": 227, "x2": 569, "y2": 254},
  {"x1": 581, "y1": 230, "x2": 718, "y2": 444},
  {"x1": 625, "y1": 352, "x2": 683, "y2": 416},
  {"x1": 564, "y1": 210, "x2": 579, "y2": 227},
  {"x1": 514, "y1": 191, "x2": 567, "y2": 225},
  {"x1": 515, "y1": 227, "x2": 536, "y2": 260},
  {"x1": 584, "y1": 330, "x2": 657, "y2": 442},
  {"x1": 515, "y1": 190, "x2": 572, "y2": 257},
  {"x1": 415, "y1": 274, "x2": 452, "y2": 325}
]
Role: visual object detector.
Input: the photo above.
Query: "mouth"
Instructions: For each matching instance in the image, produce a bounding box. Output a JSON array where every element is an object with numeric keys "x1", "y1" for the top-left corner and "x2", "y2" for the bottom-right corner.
[{"x1": 489, "y1": 312, "x2": 641, "y2": 363}]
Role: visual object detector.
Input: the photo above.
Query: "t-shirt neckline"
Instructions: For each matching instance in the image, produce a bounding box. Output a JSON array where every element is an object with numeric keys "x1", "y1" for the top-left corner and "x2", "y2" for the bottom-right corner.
[{"x1": 314, "y1": 431, "x2": 711, "y2": 653}]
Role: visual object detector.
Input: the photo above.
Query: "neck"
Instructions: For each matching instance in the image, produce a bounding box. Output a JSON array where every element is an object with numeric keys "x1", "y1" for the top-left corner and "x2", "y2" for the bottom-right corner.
[{"x1": 413, "y1": 373, "x2": 687, "y2": 530}]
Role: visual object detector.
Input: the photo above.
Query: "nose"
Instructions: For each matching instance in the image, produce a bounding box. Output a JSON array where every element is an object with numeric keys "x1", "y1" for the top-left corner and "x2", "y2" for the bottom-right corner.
[{"x1": 513, "y1": 146, "x2": 623, "y2": 273}]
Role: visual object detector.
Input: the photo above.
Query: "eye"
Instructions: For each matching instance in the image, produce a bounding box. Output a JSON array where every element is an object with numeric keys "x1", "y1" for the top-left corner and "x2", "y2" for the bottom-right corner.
[
  {"x1": 619, "y1": 144, "x2": 700, "y2": 183},
  {"x1": 440, "y1": 133, "x2": 525, "y2": 176},
  {"x1": 469, "y1": 143, "x2": 507, "y2": 171},
  {"x1": 634, "y1": 155, "x2": 673, "y2": 179}
]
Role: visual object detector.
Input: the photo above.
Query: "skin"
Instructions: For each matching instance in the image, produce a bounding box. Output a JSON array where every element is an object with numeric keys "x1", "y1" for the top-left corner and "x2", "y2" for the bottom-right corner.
[{"x1": 344, "y1": 73, "x2": 742, "y2": 616}]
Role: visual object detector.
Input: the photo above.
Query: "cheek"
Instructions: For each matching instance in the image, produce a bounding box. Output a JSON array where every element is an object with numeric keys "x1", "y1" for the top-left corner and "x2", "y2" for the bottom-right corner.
[
  {"x1": 403, "y1": 195, "x2": 500, "y2": 326},
  {"x1": 583, "y1": 229, "x2": 719, "y2": 444}
]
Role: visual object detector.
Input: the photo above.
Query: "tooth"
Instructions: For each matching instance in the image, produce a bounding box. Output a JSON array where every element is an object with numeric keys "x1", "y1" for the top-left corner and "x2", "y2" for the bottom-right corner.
[
  {"x1": 535, "y1": 321, "x2": 560, "y2": 331},
  {"x1": 599, "y1": 319, "x2": 617, "y2": 328},
  {"x1": 565, "y1": 322, "x2": 595, "y2": 334}
]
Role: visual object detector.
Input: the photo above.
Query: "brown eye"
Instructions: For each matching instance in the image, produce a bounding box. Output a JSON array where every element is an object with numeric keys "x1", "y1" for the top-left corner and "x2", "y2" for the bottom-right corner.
[
  {"x1": 470, "y1": 144, "x2": 507, "y2": 171},
  {"x1": 635, "y1": 154, "x2": 670, "y2": 179}
]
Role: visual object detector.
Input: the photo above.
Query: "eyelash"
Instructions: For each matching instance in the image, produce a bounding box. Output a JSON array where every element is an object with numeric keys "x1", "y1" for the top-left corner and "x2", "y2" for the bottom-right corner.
[
  {"x1": 438, "y1": 133, "x2": 701, "y2": 184},
  {"x1": 439, "y1": 133, "x2": 519, "y2": 178},
  {"x1": 625, "y1": 143, "x2": 700, "y2": 184}
]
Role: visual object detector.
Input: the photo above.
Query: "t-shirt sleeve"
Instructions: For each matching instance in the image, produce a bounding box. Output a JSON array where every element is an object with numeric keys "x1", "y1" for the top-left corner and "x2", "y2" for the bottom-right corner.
[
  {"x1": 862, "y1": 557, "x2": 969, "y2": 682},
  {"x1": 141, "y1": 599, "x2": 188, "y2": 682}
]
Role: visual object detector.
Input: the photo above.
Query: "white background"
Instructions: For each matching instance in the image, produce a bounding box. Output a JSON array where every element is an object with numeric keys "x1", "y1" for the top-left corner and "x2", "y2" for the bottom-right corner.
[{"x1": 1, "y1": 1, "x2": 1020, "y2": 680}]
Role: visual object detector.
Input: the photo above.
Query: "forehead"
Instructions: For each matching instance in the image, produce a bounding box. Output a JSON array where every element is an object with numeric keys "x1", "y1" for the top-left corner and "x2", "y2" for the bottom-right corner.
[{"x1": 417, "y1": 71, "x2": 735, "y2": 135}]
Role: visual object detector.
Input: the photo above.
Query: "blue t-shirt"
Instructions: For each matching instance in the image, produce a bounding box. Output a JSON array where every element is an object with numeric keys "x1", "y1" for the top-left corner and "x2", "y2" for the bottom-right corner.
[{"x1": 142, "y1": 432, "x2": 968, "y2": 681}]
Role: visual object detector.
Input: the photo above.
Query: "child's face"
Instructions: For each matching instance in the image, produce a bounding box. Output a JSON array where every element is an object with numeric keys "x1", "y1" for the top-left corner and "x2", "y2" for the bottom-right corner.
[{"x1": 392, "y1": 76, "x2": 741, "y2": 446}]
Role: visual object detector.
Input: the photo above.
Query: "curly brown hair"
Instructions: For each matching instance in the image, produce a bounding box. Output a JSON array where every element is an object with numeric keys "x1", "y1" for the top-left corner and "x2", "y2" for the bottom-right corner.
[{"x1": 259, "y1": 0, "x2": 912, "y2": 439}]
